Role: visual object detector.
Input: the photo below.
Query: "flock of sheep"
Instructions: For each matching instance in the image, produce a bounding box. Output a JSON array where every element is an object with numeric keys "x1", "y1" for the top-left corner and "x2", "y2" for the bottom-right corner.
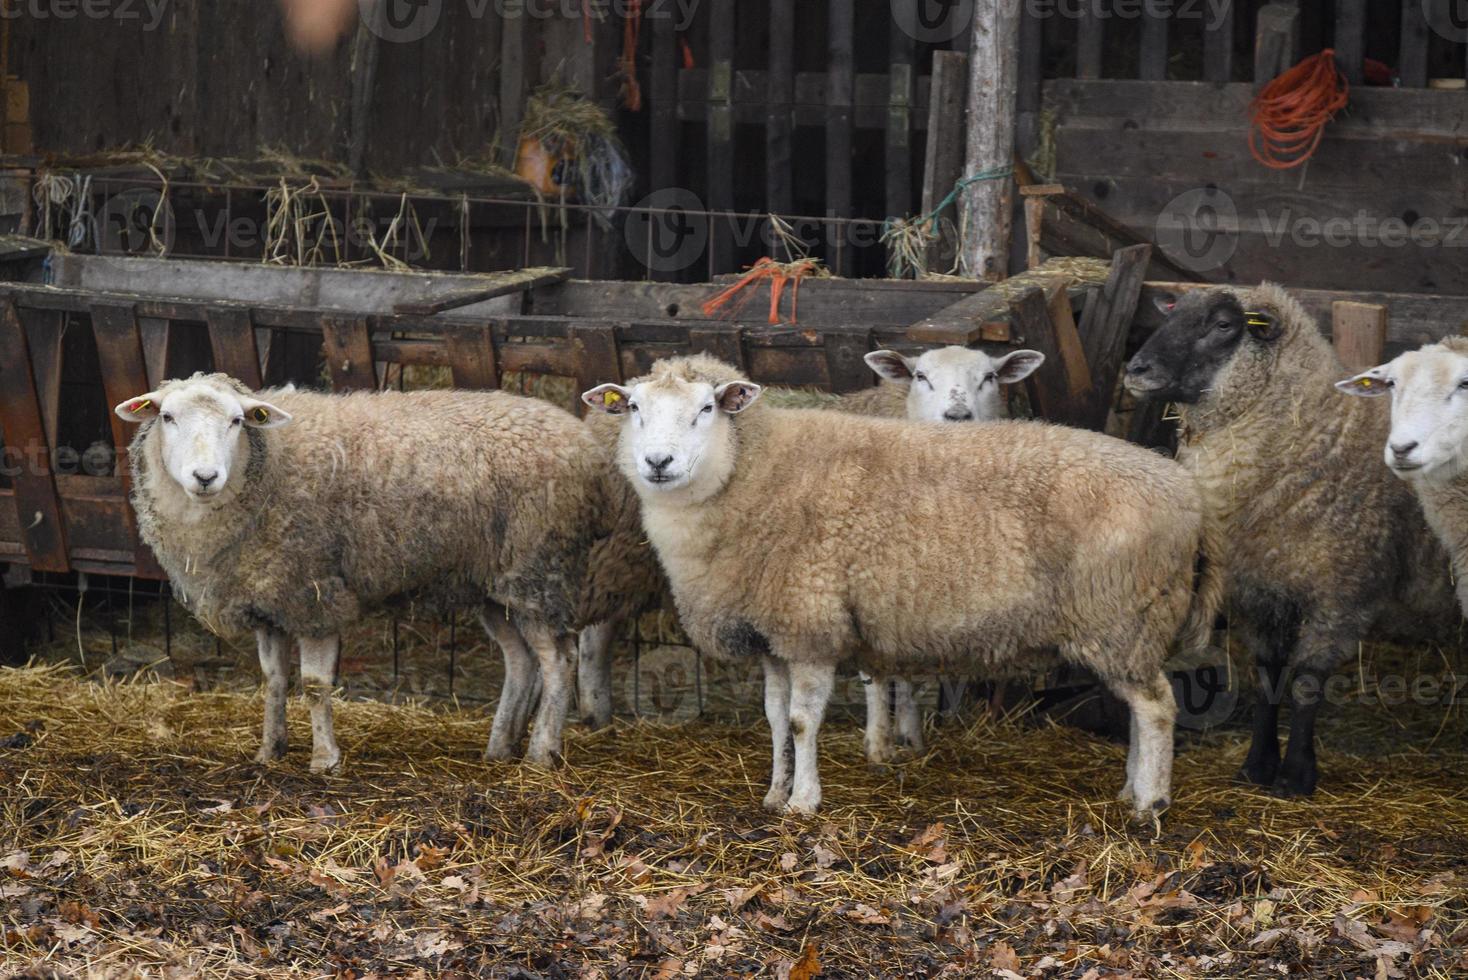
[{"x1": 108, "y1": 280, "x2": 1467, "y2": 819}]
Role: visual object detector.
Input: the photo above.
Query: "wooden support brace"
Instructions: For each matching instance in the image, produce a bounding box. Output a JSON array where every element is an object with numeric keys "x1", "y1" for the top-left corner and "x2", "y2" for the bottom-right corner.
[
  {"x1": 90, "y1": 302, "x2": 165, "y2": 579},
  {"x1": 321, "y1": 316, "x2": 378, "y2": 391},
  {"x1": 0, "y1": 299, "x2": 69, "y2": 572},
  {"x1": 688, "y1": 326, "x2": 747, "y2": 373},
  {"x1": 1011, "y1": 286, "x2": 1087, "y2": 424},
  {"x1": 823, "y1": 328, "x2": 875, "y2": 394},
  {"x1": 206, "y1": 308, "x2": 264, "y2": 389},
  {"x1": 570, "y1": 323, "x2": 624, "y2": 413},
  {"x1": 446, "y1": 322, "x2": 502, "y2": 390},
  {"x1": 1075, "y1": 244, "x2": 1152, "y2": 430},
  {"x1": 1332, "y1": 301, "x2": 1388, "y2": 374}
]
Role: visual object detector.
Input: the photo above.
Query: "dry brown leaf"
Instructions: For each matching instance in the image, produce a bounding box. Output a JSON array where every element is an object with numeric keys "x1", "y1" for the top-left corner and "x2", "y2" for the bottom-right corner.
[
  {"x1": 846, "y1": 903, "x2": 890, "y2": 925},
  {"x1": 414, "y1": 844, "x2": 450, "y2": 871},
  {"x1": 788, "y1": 943, "x2": 820, "y2": 980}
]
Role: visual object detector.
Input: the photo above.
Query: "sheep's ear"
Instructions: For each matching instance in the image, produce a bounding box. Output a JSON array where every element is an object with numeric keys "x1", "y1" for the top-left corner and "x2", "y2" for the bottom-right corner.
[
  {"x1": 715, "y1": 381, "x2": 761, "y2": 414},
  {"x1": 1335, "y1": 366, "x2": 1392, "y2": 398},
  {"x1": 114, "y1": 392, "x2": 163, "y2": 423},
  {"x1": 1244, "y1": 310, "x2": 1282, "y2": 342},
  {"x1": 582, "y1": 383, "x2": 633, "y2": 415},
  {"x1": 238, "y1": 397, "x2": 293, "y2": 428},
  {"x1": 1153, "y1": 291, "x2": 1178, "y2": 315},
  {"x1": 864, "y1": 350, "x2": 914, "y2": 382},
  {"x1": 994, "y1": 349, "x2": 1045, "y2": 384}
]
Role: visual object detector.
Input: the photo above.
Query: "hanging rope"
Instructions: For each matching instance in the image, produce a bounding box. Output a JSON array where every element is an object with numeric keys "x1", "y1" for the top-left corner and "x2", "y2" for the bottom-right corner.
[
  {"x1": 701, "y1": 256, "x2": 826, "y2": 325},
  {"x1": 880, "y1": 165, "x2": 1013, "y2": 278},
  {"x1": 617, "y1": 0, "x2": 643, "y2": 111},
  {"x1": 1249, "y1": 49, "x2": 1349, "y2": 170}
]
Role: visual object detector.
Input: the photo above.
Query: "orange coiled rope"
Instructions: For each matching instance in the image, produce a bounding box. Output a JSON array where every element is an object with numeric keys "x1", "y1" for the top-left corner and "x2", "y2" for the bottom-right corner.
[
  {"x1": 701, "y1": 257, "x2": 824, "y2": 325},
  {"x1": 1249, "y1": 49, "x2": 1349, "y2": 170}
]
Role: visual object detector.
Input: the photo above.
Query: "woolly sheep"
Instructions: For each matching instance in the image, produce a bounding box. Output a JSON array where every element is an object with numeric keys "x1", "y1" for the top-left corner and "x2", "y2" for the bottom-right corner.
[
  {"x1": 763, "y1": 345, "x2": 1046, "y2": 763},
  {"x1": 583, "y1": 354, "x2": 1221, "y2": 817},
  {"x1": 1338, "y1": 335, "x2": 1468, "y2": 616},
  {"x1": 115, "y1": 373, "x2": 655, "y2": 770},
  {"x1": 1125, "y1": 284, "x2": 1459, "y2": 796}
]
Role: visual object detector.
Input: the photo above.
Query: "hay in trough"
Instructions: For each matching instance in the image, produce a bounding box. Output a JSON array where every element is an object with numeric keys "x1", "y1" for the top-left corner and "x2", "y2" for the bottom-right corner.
[{"x1": 3, "y1": 634, "x2": 1467, "y2": 978}]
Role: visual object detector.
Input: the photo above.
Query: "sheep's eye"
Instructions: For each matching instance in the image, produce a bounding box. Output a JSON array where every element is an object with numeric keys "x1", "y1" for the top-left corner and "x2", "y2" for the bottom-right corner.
[
  {"x1": 628, "y1": 403, "x2": 639, "y2": 413},
  {"x1": 1457, "y1": 379, "x2": 1468, "y2": 390},
  {"x1": 700, "y1": 403, "x2": 713, "y2": 415},
  {"x1": 914, "y1": 372, "x2": 931, "y2": 387},
  {"x1": 161, "y1": 413, "x2": 175, "y2": 424},
  {"x1": 984, "y1": 372, "x2": 998, "y2": 384},
  {"x1": 230, "y1": 416, "x2": 244, "y2": 427},
  {"x1": 1214, "y1": 319, "x2": 1235, "y2": 332}
]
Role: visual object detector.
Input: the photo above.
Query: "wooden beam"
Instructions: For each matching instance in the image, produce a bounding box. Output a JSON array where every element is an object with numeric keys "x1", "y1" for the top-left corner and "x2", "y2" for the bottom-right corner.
[
  {"x1": 822, "y1": 328, "x2": 874, "y2": 393},
  {"x1": 1075, "y1": 244, "x2": 1151, "y2": 429},
  {"x1": 1203, "y1": 0, "x2": 1235, "y2": 83},
  {"x1": 1076, "y1": 4, "x2": 1104, "y2": 80},
  {"x1": 1334, "y1": 0, "x2": 1365, "y2": 87},
  {"x1": 1012, "y1": 285, "x2": 1090, "y2": 425},
  {"x1": 446, "y1": 322, "x2": 501, "y2": 390},
  {"x1": 825, "y1": 0, "x2": 854, "y2": 275},
  {"x1": 921, "y1": 51, "x2": 968, "y2": 275},
  {"x1": 960, "y1": 1, "x2": 1020, "y2": 280},
  {"x1": 1399, "y1": 0, "x2": 1432, "y2": 89},
  {"x1": 886, "y1": 0, "x2": 916, "y2": 224},
  {"x1": 765, "y1": 0, "x2": 794, "y2": 216},
  {"x1": 1332, "y1": 301, "x2": 1388, "y2": 373},
  {"x1": 1254, "y1": 4, "x2": 1300, "y2": 85},
  {"x1": 906, "y1": 287, "x2": 1011, "y2": 346},
  {"x1": 90, "y1": 302, "x2": 164, "y2": 579},
  {"x1": 321, "y1": 316, "x2": 378, "y2": 391},
  {"x1": 570, "y1": 323, "x2": 624, "y2": 413},
  {"x1": 392, "y1": 267, "x2": 571, "y2": 315},
  {"x1": 0, "y1": 299, "x2": 69, "y2": 572},
  {"x1": 706, "y1": 0, "x2": 736, "y2": 274},
  {"x1": 205, "y1": 308, "x2": 263, "y2": 389},
  {"x1": 1140, "y1": 3, "x2": 1168, "y2": 81},
  {"x1": 688, "y1": 326, "x2": 747, "y2": 372}
]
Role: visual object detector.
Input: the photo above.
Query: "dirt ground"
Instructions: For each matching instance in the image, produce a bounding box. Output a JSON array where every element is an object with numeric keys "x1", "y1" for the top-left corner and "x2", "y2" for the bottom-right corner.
[{"x1": 2, "y1": 594, "x2": 1467, "y2": 978}]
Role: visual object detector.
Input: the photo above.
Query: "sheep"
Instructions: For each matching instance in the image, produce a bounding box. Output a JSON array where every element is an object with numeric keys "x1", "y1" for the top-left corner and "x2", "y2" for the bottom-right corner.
[
  {"x1": 114, "y1": 372, "x2": 656, "y2": 770},
  {"x1": 762, "y1": 344, "x2": 1046, "y2": 763},
  {"x1": 1124, "y1": 283, "x2": 1460, "y2": 797},
  {"x1": 582, "y1": 354, "x2": 1222, "y2": 817},
  {"x1": 1338, "y1": 336, "x2": 1468, "y2": 616}
]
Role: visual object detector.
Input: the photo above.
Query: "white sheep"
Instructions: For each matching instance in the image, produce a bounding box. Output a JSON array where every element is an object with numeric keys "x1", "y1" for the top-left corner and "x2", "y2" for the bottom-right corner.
[
  {"x1": 115, "y1": 373, "x2": 655, "y2": 770},
  {"x1": 584, "y1": 354, "x2": 1221, "y2": 817},
  {"x1": 1338, "y1": 336, "x2": 1468, "y2": 615}
]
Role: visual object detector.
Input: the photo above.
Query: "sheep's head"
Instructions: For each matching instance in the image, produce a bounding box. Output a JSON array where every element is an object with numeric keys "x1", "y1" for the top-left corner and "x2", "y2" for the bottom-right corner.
[
  {"x1": 114, "y1": 374, "x2": 291, "y2": 500},
  {"x1": 582, "y1": 357, "x2": 760, "y2": 503},
  {"x1": 864, "y1": 346, "x2": 1044, "y2": 422},
  {"x1": 1337, "y1": 339, "x2": 1468, "y2": 482},
  {"x1": 1125, "y1": 288, "x2": 1282, "y2": 405}
]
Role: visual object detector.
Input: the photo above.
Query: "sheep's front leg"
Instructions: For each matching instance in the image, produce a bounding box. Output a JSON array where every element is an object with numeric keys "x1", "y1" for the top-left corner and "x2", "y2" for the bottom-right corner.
[
  {"x1": 785, "y1": 660, "x2": 836, "y2": 815},
  {"x1": 520, "y1": 621, "x2": 575, "y2": 768},
  {"x1": 299, "y1": 635, "x2": 342, "y2": 773},
  {"x1": 861, "y1": 672, "x2": 894, "y2": 764},
  {"x1": 893, "y1": 676, "x2": 924, "y2": 754},
  {"x1": 1118, "y1": 706, "x2": 1140, "y2": 806},
  {"x1": 762, "y1": 657, "x2": 793, "y2": 811},
  {"x1": 1112, "y1": 672, "x2": 1176, "y2": 819},
  {"x1": 481, "y1": 610, "x2": 540, "y2": 760},
  {"x1": 254, "y1": 628, "x2": 290, "y2": 764},
  {"x1": 577, "y1": 619, "x2": 617, "y2": 729}
]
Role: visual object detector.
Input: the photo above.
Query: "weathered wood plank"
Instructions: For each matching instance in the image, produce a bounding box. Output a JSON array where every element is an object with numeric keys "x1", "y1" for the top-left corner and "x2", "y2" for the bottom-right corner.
[
  {"x1": 1140, "y1": 3, "x2": 1168, "y2": 81},
  {"x1": 1010, "y1": 286, "x2": 1072, "y2": 423},
  {"x1": 1203, "y1": 0, "x2": 1234, "y2": 83},
  {"x1": 706, "y1": 0, "x2": 736, "y2": 274},
  {"x1": 22, "y1": 309, "x2": 64, "y2": 450},
  {"x1": 886, "y1": 0, "x2": 916, "y2": 223},
  {"x1": 822, "y1": 329, "x2": 875, "y2": 394},
  {"x1": 1076, "y1": 4, "x2": 1104, "y2": 80},
  {"x1": 1399, "y1": 1, "x2": 1432, "y2": 89},
  {"x1": 1254, "y1": 4, "x2": 1300, "y2": 84},
  {"x1": 1332, "y1": 301, "x2": 1388, "y2": 373},
  {"x1": 321, "y1": 316, "x2": 378, "y2": 391},
  {"x1": 392, "y1": 268, "x2": 570, "y2": 315},
  {"x1": 825, "y1": 0, "x2": 854, "y2": 275},
  {"x1": 961, "y1": 2, "x2": 1021, "y2": 279},
  {"x1": 906, "y1": 289, "x2": 1012, "y2": 346},
  {"x1": 445, "y1": 322, "x2": 501, "y2": 390},
  {"x1": 205, "y1": 308, "x2": 263, "y2": 389},
  {"x1": 89, "y1": 302, "x2": 165, "y2": 578},
  {"x1": 570, "y1": 323, "x2": 624, "y2": 410},
  {"x1": 0, "y1": 299, "x2": 70, "y2": 572},
  {"x1": 921, "y1": 51, "x2": 968, "y2": 274},
  {"x1": 138, "y1": 316, "x2": 171, "y2": 388},
  {"x1": 1075, "y1": 244, "x2": 1151, "y2": 428},
  {"x1": 1333, "y1": 0, "x2": 1365, "y2": 87},
  {"x1": 688, "y1": 326, "x2": 747, "y2": 372},
  {"x1": 766, "y1": 0, "x2": 795, "y2": 217}
]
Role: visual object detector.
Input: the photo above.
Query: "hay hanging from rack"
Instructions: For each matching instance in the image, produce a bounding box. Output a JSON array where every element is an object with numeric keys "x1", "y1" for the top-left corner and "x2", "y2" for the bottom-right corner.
[{"x1": 519, "y1": 80, "x2": 633, "y2": 232}]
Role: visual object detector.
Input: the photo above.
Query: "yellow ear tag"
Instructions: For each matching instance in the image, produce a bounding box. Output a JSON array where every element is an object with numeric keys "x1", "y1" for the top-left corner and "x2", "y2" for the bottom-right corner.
[
  {"x1": 251, "y1": 407, "x2": 270, "y2": 423},
  {"x1": 130, "y1": 399, "x2": 152, "y2": 413},
  {"x1": 1359, "y1": 378, "x2": 1373, "y2": 388},
  {"x1": 603, "y1": 390, "x2": 623, "y2": 407}
]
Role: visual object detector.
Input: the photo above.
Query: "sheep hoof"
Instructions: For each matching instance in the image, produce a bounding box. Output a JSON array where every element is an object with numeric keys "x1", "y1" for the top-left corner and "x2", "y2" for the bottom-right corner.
[
  {"x1": 1117, "y1": 782, "x2": 1137, "y2": 806},
  {"x1": 1130, "y1": 798, "x2": 1169, "y2": 826},
  {"x1": 524, "y1": 747, "x2": 564, "y2": 769},
  {"x1": 483, "y1": 743, "x2": 521, "y2": 762},
  {"x1": 1235, "y1": 757, "x2": 1279, "y2": 787},
  {"x1": 309, "y1": 748, "x2": 342, "y2": 773},
  {"x1": 254, "y1": 740, "x2": 286, "y2": 765},
  {"x1": 761, "y1": 787, "x2": 790, "y2": 811},
  {"x1": 782, "y1": 793, "x2": 820, "y2": 816}
]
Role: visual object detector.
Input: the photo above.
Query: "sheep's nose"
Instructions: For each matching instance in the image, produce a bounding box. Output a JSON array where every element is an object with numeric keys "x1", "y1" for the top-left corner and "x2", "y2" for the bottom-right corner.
[
  {"x1": 193, "y1": 468, "x2": 218, "y2": 489},
  {"x1": 1390, "y1": 440, "x2": 1419, "y2": 460},
  {"x1": 943, "y1": 408, "x2": 974, "y2": 422},
  {"x1": 644, "y1": 453, "x2": 673, "y2": 473}
]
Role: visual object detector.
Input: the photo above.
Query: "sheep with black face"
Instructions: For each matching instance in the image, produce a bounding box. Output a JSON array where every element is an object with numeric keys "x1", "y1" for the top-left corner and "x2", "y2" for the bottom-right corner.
[{"x1": 1125, "y1": 283, "x2": 1460, "y2": 797}]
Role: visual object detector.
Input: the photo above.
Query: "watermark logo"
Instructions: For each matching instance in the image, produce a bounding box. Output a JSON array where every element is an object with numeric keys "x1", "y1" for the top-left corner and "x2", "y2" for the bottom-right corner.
[
  {"x1": 892, "y1": 0, "x2": 974, "y2": 43},
  {"x1": 626, "y1": 188, "x2": 709, "y2": 274},
  {"x1": 1155, "y1": 186, "x2": 1239, "y2": 274},
  {"x1": 0, "y1": 0, "x2": 171, "y2": 31},
  {"x1": 359, "y1": 0, "x2": 441, "y2": 43},
  {"x1": 629, "y1": 646, "x2": 702, "y2": 723},
  {"x1": 1170, "y1": 647, "x2": 1239, "y2": 731},
  {"x1": 97, "y1": 187, "x2": 174, "y2": 256},
  {"x1": 1423, "y1": 0, "x2": 1468, "y2": 42}
]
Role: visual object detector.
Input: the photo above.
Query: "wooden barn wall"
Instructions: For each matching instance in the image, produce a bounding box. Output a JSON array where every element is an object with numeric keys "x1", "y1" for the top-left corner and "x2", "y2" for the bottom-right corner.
[
  {"x1": 7, "y1": 1, "x2": 614, "y2": 175},
  {"x1": 1046, "y1": 79, "x2": 1468, "y2": 294}
]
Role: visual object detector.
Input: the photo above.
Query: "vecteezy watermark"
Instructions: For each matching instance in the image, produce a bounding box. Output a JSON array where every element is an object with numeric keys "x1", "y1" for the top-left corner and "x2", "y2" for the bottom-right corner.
[
  {"x1": 1157, "y1": 187, "x2": 1468, "y2": 275},
  {"x1": 0, "y1": 0, "x2": 170, "y2": 30},
  {"x1": 98, "y1": 187, "x2": 175, "y2": 257},
  {"x1": 1155, "y1": 186, "x2": 1240, "y2": 274},
  {"x1": 359, "y1": 0, "x2": 698, "y2": 44},
  {"x1": 1421, "y1": 0, "x2": 1468, "y2": 43},
  {"x1": 1026, "y1": 0, "x2": 1230, "y2": 28},
  {"x1": 891, "y1": 0, "x2": 975, "y2": 44},
  {"x1": 624, "y1": 188, "x2": 709, "y2": 274}
]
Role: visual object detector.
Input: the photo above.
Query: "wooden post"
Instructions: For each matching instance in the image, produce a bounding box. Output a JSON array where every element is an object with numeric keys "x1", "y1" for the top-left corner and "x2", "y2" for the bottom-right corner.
[
  {"x1": 825, "y1": 0, "x2": 854, "y2": 275},
  {"x1": 1254, "y1": 3, "x2": 1300, "y2": 86},
  {"x1": 1075, "y1": 244, "x2": 1152, "y2": 429},
  {"x1": 1332, "y1": 302, "x2": 1387, "y2": 373},
  {"x1": 1203, "y1": 0, "x2": 1235, "y2": 83},
  {"x1": 1334, "y1": 0, "x2": 1365, "y2": 87},
  {"x1": 920, "y1": 51, "x2": 968, "y2": 275},
  {"x1": 707, "y1": 0, "x2": 736, "y2": 274},
  {"x1": 766, "y1": 0, "x2": 795, "y2": 217},
  {"x1": 959, "y1": 1, "x2": 1020, "y2": 281},
  {"x1": 886, "y1": 0, "x2": 916, "y2": 225}
]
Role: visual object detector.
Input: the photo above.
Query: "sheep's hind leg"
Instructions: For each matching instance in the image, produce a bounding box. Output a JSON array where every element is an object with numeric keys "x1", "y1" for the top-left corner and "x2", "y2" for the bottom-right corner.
[
  {"x1": 520, "y1": 621, "x2": 575, "y2": 768},
  {"x1": 785, "y1": 661, "x2": 836, "y2": 815},
  {"x1": 577, "y1": 619, "x2": 617, "y2": 730},
  {"x1": 861, "y1": 672, "x2": 895, "y2": 764},
  {"x1": 254, "y1": 628, "x2": 290, "y2": 764},
  {"x1": 1110, "y1": 671, "x2": 1176, "y2": 820},
  {"x1": 1274, "y1": 663, "x2": 1330, "y2": 797},
  {"x1": 1238, "y1": 656, "x2": 1285, "y2": 787},
  {"x1": 481, "y1": 609, "x2": 539, "y2": 761},
  {"x1": 894, "y1": 676, "x2": 924, "y2": 755},
  {"x1": 762, "y1": 657, "x2": 794, "y2": 811},
  {"x1": 299, "y1": 635, "x2": 343, "y2": 773}
]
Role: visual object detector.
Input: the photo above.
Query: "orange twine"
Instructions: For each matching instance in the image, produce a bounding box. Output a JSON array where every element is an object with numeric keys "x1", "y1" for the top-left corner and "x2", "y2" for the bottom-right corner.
[
  {"x1": 701, "y1": 257, "x2": 823, "y2": 325},
  {"x1": 618, "y1": 0, "x2": 643, "y2": 111},
  {"x1": 1248, "y1": 49, "x2": 1349, "y2": 170}
]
